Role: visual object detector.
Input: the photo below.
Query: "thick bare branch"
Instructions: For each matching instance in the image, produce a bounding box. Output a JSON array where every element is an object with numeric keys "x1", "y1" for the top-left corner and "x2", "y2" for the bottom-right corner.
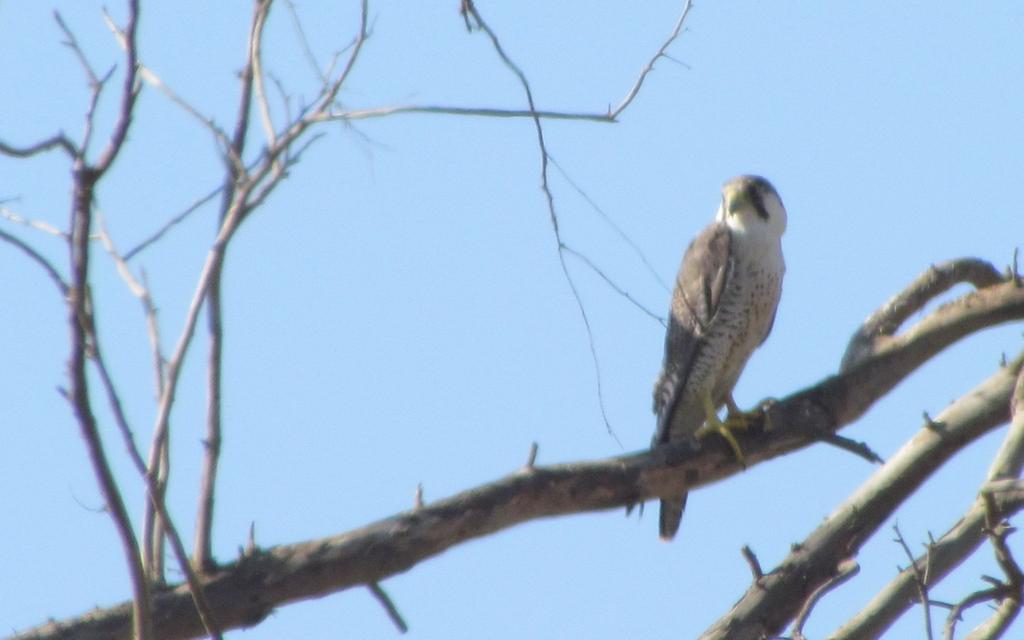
[
  {"x1": 833, "y1": 330, "x2": 1024, "y2": 639},
  {"x1": 700, "y1": 354, "x2": 1022, "y2": 640},
  {"x1": 842, "y1": 258, "x2": 1004, "y2": 371},
  {"x1": 13, "y1": 269, "x2": 1023, "y2": 640},
  {"x1": 829, "y1": 275, "x2": 1023, "y2": 427}
]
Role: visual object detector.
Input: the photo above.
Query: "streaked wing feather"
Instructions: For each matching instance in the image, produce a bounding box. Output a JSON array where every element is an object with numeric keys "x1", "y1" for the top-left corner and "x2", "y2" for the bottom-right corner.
[{"x1": 653, "y1": 222, "x2": 732, "y2": 443}]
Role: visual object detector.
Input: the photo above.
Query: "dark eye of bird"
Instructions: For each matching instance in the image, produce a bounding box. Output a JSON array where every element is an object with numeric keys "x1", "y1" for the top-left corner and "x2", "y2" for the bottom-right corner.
[{"x1": 750, "y1": 190, "x2": 769, "y2": 220}]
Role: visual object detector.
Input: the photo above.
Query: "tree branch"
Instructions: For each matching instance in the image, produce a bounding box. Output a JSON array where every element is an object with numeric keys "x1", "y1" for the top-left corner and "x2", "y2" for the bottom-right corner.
[
  {"x1": 58, "y1": 2, "x2": 149, "y2": 637},
  {"x1": 0, "y1": 133, "x2": 77, "y2": 159},
  {"x1": 700, "y1": 353, "x2": 1023, "y2": 640},
  {"x1": 192, "y1": 0, "x2": 268, "y2": 578},
  {"x1": 0, "y1": 228, "x2": 69, "y2": 295},
  {"x1": 13, "y1": 263, "x2": 1023, "y2": 640},
  {"x1": 842, "y1": 258, "x2": 1004, "y2": 372},
  {"x1": 608, "y1": 0, "x2": 694, "y2": 119},
  {"x1": 833, "y1": 314, "x2": 1024, "y2": 637}
]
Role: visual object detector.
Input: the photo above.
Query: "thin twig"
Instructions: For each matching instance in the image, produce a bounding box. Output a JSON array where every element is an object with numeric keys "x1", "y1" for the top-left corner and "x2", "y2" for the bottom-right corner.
[
  {"x1": 284, "y1": 0, "x2": 327, "y2": 84},
  {"x1": 123, "y1": 182, "x2": 224, "y2": 260},
  {"x1": 135, "y1": 65, "x2": 242, "y2": 174},
  {"x1": 95, "y1": 217, "x2": 224, "y2": 638},
  {"x1": 961, "y1": 495, "x2": 1024, "y2": 639},
  {"x1": 562, "y1": 244, "x2": 667, "y2": 327},
  {"x1": 462, "y1": 0, "x2": 622, "y2": 446},
  {"x1": 548, "y1": 153, "x2": 669, "y2": 292},
  {"x1": 139, "y1": 270, "x2": 166, "y2": 412},
  {"x1": 54, "y1": 11, "x2": 100, "y2": 84},
  {"x1": 944, "y1": 586, "x2": 1004, "y2": 640},
  {"x1": 193, "y1": 0, "x2": 269, "y2": 576},
  {"x1": 320, "y1": 104, "x2": 615, "y2": 123},
  {"x1": 608, "y1": 0, "x2": 694, "y2": 119},
  {"x1": 250, "y1": 0, "x2": 279, "y2": 150},
  {"x1": 893, "y1": 523, "x2": 934, "y2": 640},
  {"x1": 0, "y1": 228, "x2": 68, "y2": 294},
  {"x1": 0, "y1": 132, "x2": 77, "y2": 159},
  {"x1": 55, "y1": 10, "x2": 114, "y2": 156},
  {"x1": 1, "y1": 206, "x2": 69, "y2": 238},
  {"x1": 92, "y1": 1, "x2": 140, "y2": 175}
]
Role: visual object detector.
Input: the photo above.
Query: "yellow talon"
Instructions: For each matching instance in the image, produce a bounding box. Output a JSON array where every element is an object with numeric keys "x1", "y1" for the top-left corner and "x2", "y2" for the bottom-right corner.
[
  {"x1": 724, "y1": 392, "x2": 772, "y2": 431},
  {"x1": 694, "y1": 391, "x2": 747, "y2": 465}
]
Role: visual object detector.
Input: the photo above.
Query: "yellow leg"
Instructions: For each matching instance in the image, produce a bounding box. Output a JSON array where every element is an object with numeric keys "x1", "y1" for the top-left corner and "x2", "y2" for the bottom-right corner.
[
  {"x1": 724, "y1": 393, "x2": 772, "y2": 432},
  {"x1": 694, "y1": 391, "x2": 746, "y2": 465}
]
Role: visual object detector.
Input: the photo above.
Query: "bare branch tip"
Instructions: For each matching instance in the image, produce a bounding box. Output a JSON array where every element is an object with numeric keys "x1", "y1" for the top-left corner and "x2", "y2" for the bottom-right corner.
[
  {"x1": 740, "y1": 545, "x2": 764, "y2": 582},
  {"x1": 368, "y1": 582, "x2": 409, "y2": 634},
  {"x1": 525, "y1": 442, "x2": 539, "y2": 469}
]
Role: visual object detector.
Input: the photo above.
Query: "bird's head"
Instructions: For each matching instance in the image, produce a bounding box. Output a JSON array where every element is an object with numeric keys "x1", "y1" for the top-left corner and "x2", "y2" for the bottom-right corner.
[{"x1": 715, "y1": 175, "x2": 787, "y2": 239}]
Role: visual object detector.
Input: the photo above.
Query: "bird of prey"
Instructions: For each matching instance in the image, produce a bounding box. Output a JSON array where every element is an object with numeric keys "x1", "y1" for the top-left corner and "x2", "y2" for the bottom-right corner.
[{"x1": 652, "y1": 175, "x2": 787, "y2": 541}]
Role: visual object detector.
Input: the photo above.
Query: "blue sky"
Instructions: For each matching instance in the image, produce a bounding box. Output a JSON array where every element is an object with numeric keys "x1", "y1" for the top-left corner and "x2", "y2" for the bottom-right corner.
[{"x1": 2, "y1": 1, "x2": 1022, "y2": 638}]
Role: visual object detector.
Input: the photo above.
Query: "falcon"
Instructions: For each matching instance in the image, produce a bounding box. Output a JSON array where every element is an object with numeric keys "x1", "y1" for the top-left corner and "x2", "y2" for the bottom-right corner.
[{"x1": 652, "y1": 175, "x2": 787, "y2": 541}]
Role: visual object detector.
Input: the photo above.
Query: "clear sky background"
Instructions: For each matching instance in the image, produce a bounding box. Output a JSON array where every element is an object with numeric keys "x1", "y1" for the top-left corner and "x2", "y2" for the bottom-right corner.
[{"x1": 2, "y1": 1, "x2": 1023, "y2": 638}]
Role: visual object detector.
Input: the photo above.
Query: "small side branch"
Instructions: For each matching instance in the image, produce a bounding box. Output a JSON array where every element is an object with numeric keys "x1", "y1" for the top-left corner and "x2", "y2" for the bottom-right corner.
[
  {"x1": 791, "y1": 558, "x2": 859, "y2": 640},
  {"x1": 367, "y1": 582, "x2": 409, "y2": 634},
  {"x1": 740, "y1": 545, "x2": 764, "y2": 582},
  {"x1": 0, "y1": 133, "x2": 77, "y2": 159},
  {"x1": 0, "y1": 228, "x2": 69, "y2": 295},
  {"x1": 321, "y1": 104, "x2": 615, "y2": 123},
  {"x1": 816, "y1": 431, "x2": 884, "y2": 464},
  {"x1": 608, "y1": 0, "x2": 694, "y2": 119},
  {"x1": 893, "y1": 523, "x2": 934, "y2": 639}
]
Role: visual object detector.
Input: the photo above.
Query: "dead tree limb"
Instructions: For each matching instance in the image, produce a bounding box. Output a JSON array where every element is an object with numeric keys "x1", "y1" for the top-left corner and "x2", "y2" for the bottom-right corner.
[
  {"x1": 10, "y1": 269, "x2": 1023, "y2": 640},
  {"x1": 700, "y1": 353, "x2": 1022, "y2": 640},
  {"x1": 833, "y1": 362, "x2": 1024, "y2": 638}
]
